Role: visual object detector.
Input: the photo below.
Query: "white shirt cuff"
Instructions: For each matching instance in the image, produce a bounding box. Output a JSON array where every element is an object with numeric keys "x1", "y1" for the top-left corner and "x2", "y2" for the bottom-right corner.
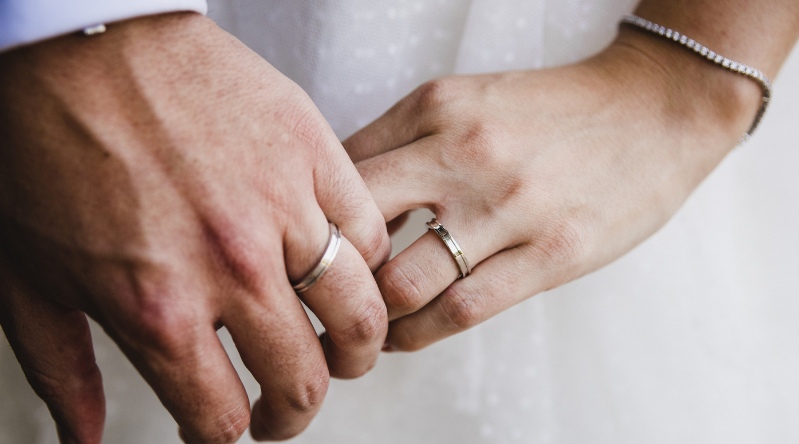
[{"x1": 0, "y1": 0, "x2": 208, "y2": 52}]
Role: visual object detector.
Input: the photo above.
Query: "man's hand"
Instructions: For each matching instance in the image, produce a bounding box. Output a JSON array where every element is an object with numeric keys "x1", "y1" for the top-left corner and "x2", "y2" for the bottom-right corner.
[{"x1": 0, "y1": 12, "x2": 390, "y2": 443}]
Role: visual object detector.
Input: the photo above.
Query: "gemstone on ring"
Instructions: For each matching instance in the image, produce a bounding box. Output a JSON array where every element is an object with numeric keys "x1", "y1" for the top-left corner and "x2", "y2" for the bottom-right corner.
[{"x1": 426, "y1": 218, "x2": 471, "y2": 279}]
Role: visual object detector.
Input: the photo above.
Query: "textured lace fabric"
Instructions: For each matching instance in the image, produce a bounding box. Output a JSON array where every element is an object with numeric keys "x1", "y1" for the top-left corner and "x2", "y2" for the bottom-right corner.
[{"x1": 3, "y1": 1, "x2": 799, "y2": 442}]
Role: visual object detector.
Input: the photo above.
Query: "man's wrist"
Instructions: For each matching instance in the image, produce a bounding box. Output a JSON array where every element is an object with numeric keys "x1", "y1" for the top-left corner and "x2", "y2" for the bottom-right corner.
[{"x1": 0, "y1": 0, "x2": 208, "y2": 52}]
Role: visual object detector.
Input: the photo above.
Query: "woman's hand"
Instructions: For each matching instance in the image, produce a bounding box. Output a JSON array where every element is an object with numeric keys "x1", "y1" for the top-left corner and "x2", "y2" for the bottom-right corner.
[{"x1": 346, "y1": 28, "x2": 762, "y2": 351}]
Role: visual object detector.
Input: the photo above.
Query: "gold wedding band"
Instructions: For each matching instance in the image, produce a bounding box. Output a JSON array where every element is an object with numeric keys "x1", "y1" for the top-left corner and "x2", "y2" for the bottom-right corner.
[
  {"x1": 292, "y1": 222, "x2": 342, "y2": 293},
  {"x1": 426, "y1": 218, "x2": 471, "y2": 279}
]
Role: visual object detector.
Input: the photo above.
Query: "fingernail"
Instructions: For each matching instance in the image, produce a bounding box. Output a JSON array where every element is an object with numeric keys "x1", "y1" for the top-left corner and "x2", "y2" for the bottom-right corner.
[{"x1": 382, "y1": 342, "x2": 396, "y2": 352}]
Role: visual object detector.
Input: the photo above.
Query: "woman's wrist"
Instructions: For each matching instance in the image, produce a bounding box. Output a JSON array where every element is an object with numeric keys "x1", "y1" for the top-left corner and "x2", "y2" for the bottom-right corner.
[{"x1": 594, "y1": 27, "x2": 763, "y2": 152}]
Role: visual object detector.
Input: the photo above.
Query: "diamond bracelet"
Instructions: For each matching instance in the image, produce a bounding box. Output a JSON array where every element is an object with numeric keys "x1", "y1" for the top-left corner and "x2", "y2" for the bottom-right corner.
[{"x1": 621, "y1": 14, "x2": 771, "y2": 142}]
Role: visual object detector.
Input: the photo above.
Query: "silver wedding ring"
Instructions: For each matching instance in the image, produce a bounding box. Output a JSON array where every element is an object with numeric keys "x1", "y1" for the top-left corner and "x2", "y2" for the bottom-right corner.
[
  {"x1": 292, "y1": 222, "x2": 342, "y2": 293},
  {"x1": 426, "y1": 218, "x2": 471, "y2": 279}
]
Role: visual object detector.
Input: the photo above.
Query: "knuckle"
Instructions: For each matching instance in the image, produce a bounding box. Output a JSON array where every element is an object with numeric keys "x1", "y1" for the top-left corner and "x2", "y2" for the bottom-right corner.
[
  {"x1": 533, "y1": 215, "x2": 587, "y2": 271},
  {"x1": 460, "y1": 121, "x2": 505, "y2": 163},
  {"x1": 123, "y1": 296, "x2": 195, "y2": 360},
  {"x1": 251, "y1": 368, "x2": 329, "y2": 441},
  {"x1": 439, "y1": 286, "x2": 485, "y2": 330},
  {"x1": 274, "y1": 97, "x2": 328, "y2": 150},
  {"x1": 443, "y1": 120, "x2": 508, "y2": 171},
  {"x1": 22, "y1": 357, "x2": 104, "y2": 435},
  {"x1": 358, "y1": 217, "x2": 391, "y2": 269},
  {"x1": 388, "y1": 324, "x2": 425, "y2": 352},
  {"x1": 203, "y1": 221, "x2": 268, "y2": 295},
  {"x1": 197, "y1": 404, "x2": 251, "y2": 444},
  {"x1": 27, "y1": 371, "x2": 64, "y2": 402},
  {"x1": 412, "y1": 78, "x2": 453, "y2": 113},
  {"x1": 27, "y1": 364, "x2": 99, "y2": 403},
  {"x1": 377, "y1": 261, "x2": 427, "y2": 315},
  {"x1": 339, "y1": 298, "x2": 387, "y2": 346},
  {"x1": 282, "y1": 373, "x2": 329, "y2": 414},
  {"x1": 339, "y1": 210, "x2": 390, "y2": 272}
]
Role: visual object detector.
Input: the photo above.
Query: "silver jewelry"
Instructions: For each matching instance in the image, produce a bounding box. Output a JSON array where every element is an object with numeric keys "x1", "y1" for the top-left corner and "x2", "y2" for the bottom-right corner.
[
  {"x1": 292, "y1": 222, "x2": 342, "y2": 293},
  {"x1": 82, "y1": 24, "x2": 107, "y2": 36},
  {"x1": 621, "y1": 14, "x2": 771, "y2": 142},
  {"x1": 426, "y1": 218, "x2": 471, "y2": 279}
]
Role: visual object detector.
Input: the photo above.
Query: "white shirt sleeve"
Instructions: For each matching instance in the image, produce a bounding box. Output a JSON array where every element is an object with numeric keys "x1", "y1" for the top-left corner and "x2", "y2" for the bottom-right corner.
[{"x1": 0, "y1": 0, "x2": 208, "y2": 52}]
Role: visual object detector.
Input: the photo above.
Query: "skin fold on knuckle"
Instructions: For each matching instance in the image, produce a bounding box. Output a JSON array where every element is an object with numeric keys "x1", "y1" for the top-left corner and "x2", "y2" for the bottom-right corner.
[
  {"x1": 434, "y1": 120, "x2": 522, "y2": 212},
  {"x1": 314, "y1": 170, "x2": 391, "y2": 269},
  {"x1": 336, "y1": 297, "x2": 388, "y2": 351},
  {"x1": 455, "y1": 119, "x2": 508, "y2": 168},
  {"x1": 250, "y1": 367, "x2": 329, "y2": 441},
  {"x1": 202, "y1": 219, "x2": 271, "y2": 297},
  {"x1": 386, "y1": 317, "x2": 432, "y2": 352},
  {"x1": 116, "y1": 294, "x2": 198, "y2": 362},
  {"x1": 270, "y1": 88, "x2": 329, "y2": 150},
  {"x1": 377, "y1": 261, "x2": 427, "y2": 316},
  {"x1": 357, "y1": 216, "x2": 391, "y2": 270},
  {"x1": 25, "y1": 362, "x2": 102, "y2": 410},
  {"x1": 433, "y1": 126, "x2": 517, "y2": 205},
  {"x1": 327, "y1": 186, "x2": 390, "y2": 269},
  {"x1": 411, "y1": 78, "x2": 457, "y2": 116},
  {"x1": 19, "y1": 358, "x2": 105, "y2": 444},
  {"x1": 530, "y1": 214, "x2": 590, "y2": 288},
  {"x1": 183, "y1": 402, "x2": 250, "y2": 444},
  {"x1": 438, "y1": 285, "x2": 487, "y2": 331},
  {"x1": 282, "y1": 371, "x2": 329, "y2": 416}
]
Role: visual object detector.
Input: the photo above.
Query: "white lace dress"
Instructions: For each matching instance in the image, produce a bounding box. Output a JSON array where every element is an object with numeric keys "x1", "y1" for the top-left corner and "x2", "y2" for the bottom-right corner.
[{"x1": 3, "y1": 1, "x2": 799, "y2": 442}]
